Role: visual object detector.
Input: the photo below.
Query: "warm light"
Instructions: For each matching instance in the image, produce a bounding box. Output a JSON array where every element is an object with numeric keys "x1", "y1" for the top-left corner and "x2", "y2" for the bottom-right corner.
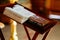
[
  {"x1": 10, "y1": 19, "x2": 18, "y2": 40},
  {"x1": 49, "y1": 14, "x2": 60, "y2": 19},
  {"x1": 45, "y1": 0, "x2": 51, "y2": 9},
  {"x1": 10, "y1": 0, "x2": 18, "y2": 4}
]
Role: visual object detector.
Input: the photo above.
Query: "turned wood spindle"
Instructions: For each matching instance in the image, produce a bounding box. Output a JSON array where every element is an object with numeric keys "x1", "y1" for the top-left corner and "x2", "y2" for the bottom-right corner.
[{"x1": 10, "y1": 19, "x2": 18, "y2": 40}]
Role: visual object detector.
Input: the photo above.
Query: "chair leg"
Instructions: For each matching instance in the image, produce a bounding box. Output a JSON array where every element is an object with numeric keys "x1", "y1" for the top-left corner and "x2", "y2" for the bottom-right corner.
[
  {"x1": 24, "y1": 26, "x2": 31, "y2": 40},
  {"x1": 24, "y1": 25, "x2": 50, "y2": 40},
  {"x1": 32, "y1": 29, "x2": 50, "y2": 40},
  {"x1": 0, "y1": 29, "x2": 5, "y2": 40},
  {"x1": 32, "y1": 32, "x2": 39, "y2": 40},
  {"x1": 24, "y1": 26, "x2": 39, "y2": 40},
  {"x1": 42, "y1": 29, "x2": 50, "y2": 40}
]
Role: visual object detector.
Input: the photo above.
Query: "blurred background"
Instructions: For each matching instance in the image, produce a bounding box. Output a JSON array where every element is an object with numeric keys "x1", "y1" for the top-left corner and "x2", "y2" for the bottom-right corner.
[{"x1": 0, "y1": 0, "x2": 60, "y2": 40}]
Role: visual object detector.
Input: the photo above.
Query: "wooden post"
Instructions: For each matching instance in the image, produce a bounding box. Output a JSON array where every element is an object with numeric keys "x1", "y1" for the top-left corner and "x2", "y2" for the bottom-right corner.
[
  {"x1": 10, "y1": 0, "x2": 18, "y2": 4},
  {"x1": 10, "y1": 19, "x2": 18, "y2": 40}
]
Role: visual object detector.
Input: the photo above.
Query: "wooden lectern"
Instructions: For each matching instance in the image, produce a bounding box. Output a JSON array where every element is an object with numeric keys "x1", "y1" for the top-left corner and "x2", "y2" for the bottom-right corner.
[{"x1": 0, "y1": 3, "x2": 57, "y2": 40}]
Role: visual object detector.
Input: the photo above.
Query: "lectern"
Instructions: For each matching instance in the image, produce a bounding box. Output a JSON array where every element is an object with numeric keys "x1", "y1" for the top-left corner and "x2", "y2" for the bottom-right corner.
[{"x1": 0, "y1": 3, "x2": 57, "y2": 40}]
